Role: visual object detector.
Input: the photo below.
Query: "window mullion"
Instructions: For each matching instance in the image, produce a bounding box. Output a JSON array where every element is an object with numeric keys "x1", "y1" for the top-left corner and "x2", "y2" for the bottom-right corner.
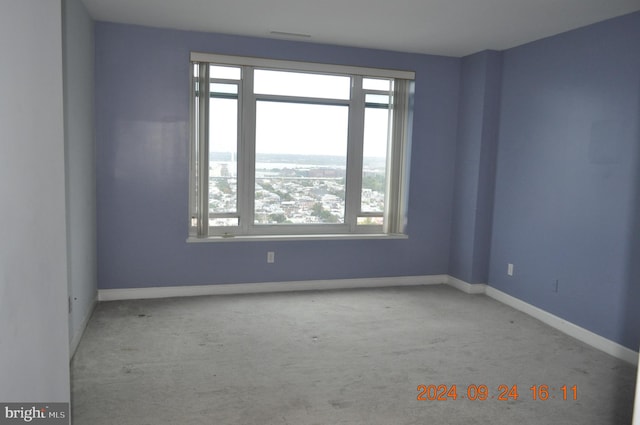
[
  {"x1": 197, "y1": 63, "x2": 210, "y2": 237},
  {"x1": 384, "y1": 79, "x2": 410, "y2": 234},
  {"x1": 188, "y1": 65, "x2": 198, "y2": 237},
  {"x1": 239, "y1": 66, "x2": 255, "y2": 234},
  {"x1": 345, "y1": 76, "x2": 365, "y2": 231},
  {"x1": 253, "y1": 94, "x2": 351, "y2": 107}
]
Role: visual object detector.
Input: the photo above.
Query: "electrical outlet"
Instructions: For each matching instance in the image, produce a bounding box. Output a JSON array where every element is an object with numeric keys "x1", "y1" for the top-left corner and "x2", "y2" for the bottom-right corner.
[
  {"x1": 267, "y1": 251, "x2": 275, "y2": 263},
  {"x1": 507, "y1": 263, "x2": 514, "y2": 276}
]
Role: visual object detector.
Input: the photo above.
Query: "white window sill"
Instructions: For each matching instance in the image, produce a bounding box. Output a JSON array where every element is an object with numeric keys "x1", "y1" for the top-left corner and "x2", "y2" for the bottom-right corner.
[{"x1": 186, "y1": 233, "x2": 408, "y2": 243}]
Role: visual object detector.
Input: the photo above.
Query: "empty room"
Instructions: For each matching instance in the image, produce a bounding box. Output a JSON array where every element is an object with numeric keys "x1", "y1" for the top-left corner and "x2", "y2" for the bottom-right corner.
[{"x1": 2, "y1": 0, "x2": 640, "y2": 424}]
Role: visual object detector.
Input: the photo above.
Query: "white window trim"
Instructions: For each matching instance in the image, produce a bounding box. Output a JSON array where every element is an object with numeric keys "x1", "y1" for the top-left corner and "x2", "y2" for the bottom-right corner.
[
  {"x1": 188, "y1": 53, "x2": 414, "y2": 241},
  {"x1": 190, "y1": 52, "x2": 415, "y2": 80},
  {"x1": 186, "y1": 233, "x2": 409, "y2": 243}
]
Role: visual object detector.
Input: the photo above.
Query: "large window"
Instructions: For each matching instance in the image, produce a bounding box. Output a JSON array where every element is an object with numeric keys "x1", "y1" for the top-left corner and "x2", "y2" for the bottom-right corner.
[{"x1": 189, "y1": 53, "x2": 414, "y2": 239}]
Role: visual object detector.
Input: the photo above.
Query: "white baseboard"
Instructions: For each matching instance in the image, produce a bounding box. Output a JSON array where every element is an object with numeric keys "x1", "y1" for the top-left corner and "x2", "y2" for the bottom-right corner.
[
  {"x1": 96, "y1": 274, "x2": 638, "y2": 365},
  {"x1": 484, "y1": 286, "x2": 638, "y2": 365},
  {"x1": 447, "y1": 276, "x2": 487, "y2": 294},
  {"x1": 98, "y1": 274, "x2": 448, "y2": 302},
  {"x1": 445, "y1": 276, "x2": 638, "y2": 364},
  {"x1": 69, "y1": 295, "x2": 97, "y2": 360}
]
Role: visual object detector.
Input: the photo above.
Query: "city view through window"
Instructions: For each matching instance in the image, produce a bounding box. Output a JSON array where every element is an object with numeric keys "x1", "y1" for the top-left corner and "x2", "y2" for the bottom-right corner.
[
  {"x1": 207, "y1": 74, "x2": 392, "y2": 227},
  {"x1": 209, "y1": 152, "x2": 387, "y2": 226},
  {"x1": 193, "y1": 60, "x2": 403, "y2": 234}
]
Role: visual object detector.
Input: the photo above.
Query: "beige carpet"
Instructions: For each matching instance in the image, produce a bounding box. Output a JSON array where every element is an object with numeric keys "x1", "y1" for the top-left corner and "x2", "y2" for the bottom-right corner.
[{"x1": 71, "y1": 285, "x2": 637, "y2": 424}]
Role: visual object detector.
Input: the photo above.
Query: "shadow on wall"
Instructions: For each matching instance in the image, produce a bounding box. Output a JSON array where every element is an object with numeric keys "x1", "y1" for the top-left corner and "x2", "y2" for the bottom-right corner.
[
  {"x1": 614, "y1": 80, "x2": 640, "y2": 421},
  {"x1": 621, "y1": 82, "x2": 640, "y2": 354}
]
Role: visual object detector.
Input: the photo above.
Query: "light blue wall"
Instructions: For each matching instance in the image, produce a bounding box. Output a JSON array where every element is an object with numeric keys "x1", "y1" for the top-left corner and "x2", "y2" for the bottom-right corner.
[
  {"x1": 0, "y1": 0, "x2": 70, "y2": 402},
  {"x1": 63, "y1": 0, "x2": 97, "y2": 355},
  {"x1": 489, "y1": 12, "x2": 640, "y2": 349},
  {"x1": 449, "y1": 50, "x2": 501, "y2": 284},
  {"x1": 95, "y1": 23, "x2": 461, "y2": 289},
  {"x1": 95, "y1": 12, "x2": 640, "y2": 351}
]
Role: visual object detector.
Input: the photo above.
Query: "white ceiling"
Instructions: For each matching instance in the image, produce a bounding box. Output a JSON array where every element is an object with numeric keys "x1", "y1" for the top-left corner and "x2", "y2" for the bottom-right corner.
[{"x1": 81, "y1": 0, "x2": 640, "y2": 57}]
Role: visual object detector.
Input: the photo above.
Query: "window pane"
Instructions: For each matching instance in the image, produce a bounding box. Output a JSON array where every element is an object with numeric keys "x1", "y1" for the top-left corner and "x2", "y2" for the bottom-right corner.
[
  {"x1": 209, "y1": 217, "x2": 239, "y2": 227},
  {"x1": 254, "y1": 101, "x2": 348, "y2": 224},
  {"x1": 254, "y1": 69, "x2": 351, "y2": 100},
  {"x1": 365, "y1": 93, "x2": 390, "y2": 106},
  {"x1": 209, "y1": 97, "x2": 238, "y2": 215},
  {"x1": 210, "y1": 65, "x2": 241, "y2": 80},
  {"x1": 362, "y1": 106, "x2": 390, "y2": 213},
  {"x1": 357, "y1": 216, "x2": 384, "y2": 226},
  {"x1": 211, "y1": 83, "x2": 238, "y2": 96},
  {"x1": 363, "y1": 78, "x2": 391, "y2": 91}
]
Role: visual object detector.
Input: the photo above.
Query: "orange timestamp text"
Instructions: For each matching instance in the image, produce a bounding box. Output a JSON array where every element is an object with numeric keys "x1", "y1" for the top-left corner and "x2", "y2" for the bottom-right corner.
[{"x1": 416, "y1": 384, "x2": 578, "y2": 401}]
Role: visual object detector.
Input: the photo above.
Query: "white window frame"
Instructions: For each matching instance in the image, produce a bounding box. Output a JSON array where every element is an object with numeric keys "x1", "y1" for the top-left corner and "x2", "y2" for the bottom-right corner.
[{"x1": 188, "y1": 52, "x2": 414, "y2": 240}]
